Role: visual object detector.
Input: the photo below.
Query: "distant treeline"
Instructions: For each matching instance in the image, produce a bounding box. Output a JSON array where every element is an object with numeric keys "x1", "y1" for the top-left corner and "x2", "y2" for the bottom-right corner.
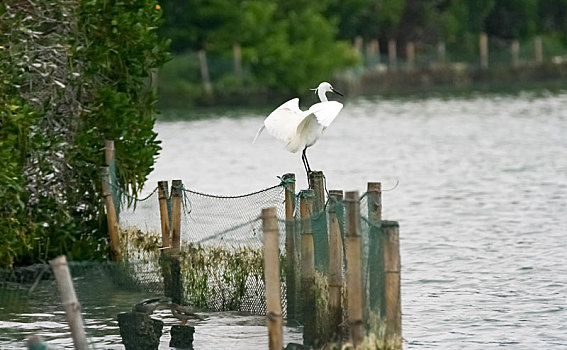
[{"x1": 158, "y1": 0, "x2": 567, "y2": 104}]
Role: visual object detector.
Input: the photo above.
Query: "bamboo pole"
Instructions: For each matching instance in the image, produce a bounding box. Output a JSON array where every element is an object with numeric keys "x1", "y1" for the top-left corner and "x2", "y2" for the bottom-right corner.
[
  {"x1": 198, "y1": 49, "x2": 213, "y2": 98},
  {"x1": 480, "y1": 33, "x2": 489, "y2": 69},
  {"x1": 511, "y1": 40, "x2": 520, "y2": 68},
  {"x1": 309, "y1": 171, "x2": 328, "y2": 274},
  {"x1": 534, "y1": 36, "x2": 543, "y2": 63},
  {"x1": 327, "y1": 190, "x2": 344, "y2": 340},
  {"x1": 406, "y1": 42, "x2": 415, "y2": 71},
  {"x1": 158, "y1": 181, "x2": 171, "y2": 249},
  {"x1": 382, "y1": 220, "x2": 401, "y2": 349},
  {"x1": 170, "y1": 179, "x2": 182, "y2": 255},
  {"x1": 262, "y1": 207, "x2": 283, "y2": 350},
  {"x1": 345, "y1": 191, "x2": 364, "y2": 347},
  {"x1": 283, "y1": 173, "x2": 299, "y2": 321},
  {"x1": 101, "y1": 166, "x2": 120, "y2": 261},
  {"x1": 366, "y1": 182, "x2": 383, "y2": 319},
  {"x1": 388, "y1": 39, "x2": 397, "y2": 70},
  {"x1": 104, "y1": 140, "x2": 114, "y2": 165},
  {"x1": 233, "y1": 43, "x2": 243, "y2": 85},
  {"x1": 50, "y1": 256, "x2": 88, "y2": 350},
  {"x1": 300, "y1": 190, "x2": 316, "y2": 346}
]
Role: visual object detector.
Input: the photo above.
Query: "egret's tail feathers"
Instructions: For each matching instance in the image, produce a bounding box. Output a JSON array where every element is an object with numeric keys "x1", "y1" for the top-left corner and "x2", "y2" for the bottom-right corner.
[{"x1": 252, "y1": 125, "x2": 265, "y2": 144}]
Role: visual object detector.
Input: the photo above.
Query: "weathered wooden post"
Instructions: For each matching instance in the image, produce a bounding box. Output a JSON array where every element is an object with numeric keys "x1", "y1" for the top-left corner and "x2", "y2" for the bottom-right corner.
[
  {"x1": 50, "y1": 256, "x2": 88, "y2": 350},
  {"x1": 511, "y1": 40, "x2": 520, "y2": 68},
  {"x1": 406, "y1": 42, "x2": 415, "y2": 71},
  {"x1": 327, "y1": 190, "x2": 344, "y2": 340},
  {"x1": 480, "y1": 33, "x2": 489, "y2": 69},
  {"x1": 534, "y1": 36, "x2": 543, "y2": 63},
  {"x1": 300, "y1": 190, "x2": 316, "y2": 346},
  {"x1": 101, "y1": 166, "x2": 121, "y2": 261},
  {"x1": 169, "y1": 179, "x2": 183, "y2": 304},
  {"x1": 233, "y1": 43, "x2": 243, "y2": 85},
  {"x1": 309, "y1": 171, "x2": 328, "y2": 274},
  {"x1": 158, "y1": 181, "x2": 171, "y2": 249},
  {"x1": 437, "y1": 41, "x2": 446, "y2": 64},
  {"x1": 105, "y1": 140, "x2": 114, "y2": 166},
  {"x1": 283, "y1": 173, "x2": 299, "y2": 321},
  {"x1": 345, "y1": 191, "x2": 364, "y2": 347},
  {"x1": 354, "y1": 36, "x2": 363, "y2": 55},
  {"x1": 262, "y1": 207, "x2": 283, "y2": 350},
  {"x1": 388, "y1": 39, "x2": 397, "y2": 70},
  {"x1": 382, "y1": 220, "x2": 401, "y2": 349},
  {"x1": 367, "y1": 182, "x2": 384, "y2": 327},
  {"x1": 198, "y1": 49, "x2": 213, "y2": 98}
]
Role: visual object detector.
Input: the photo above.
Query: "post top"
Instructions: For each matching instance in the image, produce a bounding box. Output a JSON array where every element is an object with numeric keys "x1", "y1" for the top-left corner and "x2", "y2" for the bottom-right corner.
[
  {"x1": 308, "y1": 171, "x2": 324, "y2": 178},
  {"x1": 381, "y1": 220, "x2": 399, "y2": 228},
  {"x1": 367, "y1": 182, "x2": 381, "y2": 192},
  {"x1": 344, "y1": 191, "x2": 359, "y2": 202},
  {"x1": 328, "y1": 190, "x2": 343, "y2": 199},
  {"x1": 261, "y1": 207, "x2": 277, "y2": 218},
  {"x1": 282, "y1": 173, "x2": 295, "y2": 180}
]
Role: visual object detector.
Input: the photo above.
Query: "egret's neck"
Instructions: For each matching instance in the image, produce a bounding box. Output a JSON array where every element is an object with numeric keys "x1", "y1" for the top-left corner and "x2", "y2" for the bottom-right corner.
[{"x1": 317, "y1": 89, "x2": 328, "y2": 102}]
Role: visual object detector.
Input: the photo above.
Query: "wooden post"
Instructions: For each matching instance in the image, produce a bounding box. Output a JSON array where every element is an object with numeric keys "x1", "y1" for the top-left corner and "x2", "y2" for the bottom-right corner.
[
  {"x1": 262, "y1": 207, "x2": 283, "y2": 350},
  {"x1": 382, "y1": 221, "x2": 401, "y2": 349},
  {"x1": 158, "y1": 181, "x2": 171, "y2": 249},
  {"x1": 480, "y1": 33, "x2": 489, "y2": 69},
  {"x1": 198, "y1": 49, "x2": 213, "y2": 98},
  {"x1": 283, "y1": 173, "x2": 299, "y2": 321},
  {"x1": 388, "y1": 39, "x2": 397, "y2": 70},
  {"x1": 50, "y1": 256, "x2": 88, "y2": 350},
  {"x1": 345, "y1": 191, "x2": 364, "y2": 347},
  {"x1": 367, "y1": 183, "x2": 384, "y2": 322},
  {"x1": 309, "y1": 171, "x2": 328, "y2": 274},
  {"x1": 104, "y1": 140, "x2": 114, "y2": 166},
  {"x1": 406, "y1": 42, "x2": 415, "y2": 71},
  {"x1": 437, "y1": 41, "x2": 446, "y2": 64},
  {"x1": 511, "y1": 40, "x2": 520, "y2": 68},
  {"x1": 354, "y1": 36, "x2": 363, "y2": 55},
  {"x1": 101, "y1": 166, "x2": 120, "y2": 261},
  {"x1": 534, "y1": 36, "x2": 543, "y2": 63},
  {"x1": 300, "y1": 190, "x2": 316, "y2": 346},
  {"x1": 233, "y1": 43, "x2": 243, "y2": 85},
  {"x1": 327, "y1": 190, "x2": 343, "y2": 340},
  {"x1": 170, "y1": 180, "x2": 182, "y2": 255}
]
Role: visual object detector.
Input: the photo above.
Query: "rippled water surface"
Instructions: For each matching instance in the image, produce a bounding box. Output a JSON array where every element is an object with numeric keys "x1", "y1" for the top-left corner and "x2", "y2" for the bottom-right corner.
[{"x1": 2, "y1": 91, "x2": 566, "y2": 348}]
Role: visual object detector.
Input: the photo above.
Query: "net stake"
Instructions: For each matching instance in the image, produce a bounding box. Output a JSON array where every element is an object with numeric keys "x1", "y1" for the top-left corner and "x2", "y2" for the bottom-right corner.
[
  {"x1": 300, "y1": 190, "x2": 316, "y2": 346},
  {"x1": 158, "y1": 181, "x2": 171, "y2": 249},
  {"x1": 262, "y1": 207, "x2": 283, "y2": 350},
  {"x1": 283, "y1": 173, "x2": 299, "y2": 321},
  {"x1": 101, "y1": 166, "x2": 120, "y2": 261},
  {"x1": 328, "y1": 190, "x2": 344, "y2": 340},
  {"x1": 309, "y1": 171, "x2": 329, "y2": 274},
  {"x1": 382, "y1": 220, "x2": 402, "y2": 348},
  {"x1": 345, "y1": 191, "x2": 364, "y2": 347}
]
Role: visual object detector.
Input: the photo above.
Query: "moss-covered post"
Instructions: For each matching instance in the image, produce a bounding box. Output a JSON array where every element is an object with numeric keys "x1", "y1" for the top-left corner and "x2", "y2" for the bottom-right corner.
[
  {"x1": 169, "y1": 179, "x2": 183, "y2": 304},
  {"x1": 367, "y1": 182, "x2": 384, "y2": 330},
  {"x1": 345, "y1": 191, "x2": 364, "y2": 347},
  {"x1": 300, "y1": 190, "x2": 316, "y2": 346},
  {"x1": 101, "y1": 166, "x2": 120, "y2": 261},
  {"x1": 262, "y1": 207, "x2": 283, "y2": 350},
  {"x1": 328, "y1": 190, "x2": 344, "y2": 340},
  {"x1": 283, "y1": 173, "x2": 299, "y2": 321},
  {"x1": 382, "y1": 221, "x2": 401, "y2": 349},
  {"x1": 309, "y1": 171, "x2": 328, "y2": 274}
]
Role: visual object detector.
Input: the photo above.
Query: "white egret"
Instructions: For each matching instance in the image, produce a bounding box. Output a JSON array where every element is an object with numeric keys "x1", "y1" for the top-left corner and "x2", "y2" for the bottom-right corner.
[{"x1": 253, "y1": 82, "x2": 343, "y2": 176}]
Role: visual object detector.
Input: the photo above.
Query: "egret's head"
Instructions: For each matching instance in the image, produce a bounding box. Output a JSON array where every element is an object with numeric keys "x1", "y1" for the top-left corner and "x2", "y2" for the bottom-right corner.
[{"x1": 312, "y1": 82, "x2": 343, "y2": 96}]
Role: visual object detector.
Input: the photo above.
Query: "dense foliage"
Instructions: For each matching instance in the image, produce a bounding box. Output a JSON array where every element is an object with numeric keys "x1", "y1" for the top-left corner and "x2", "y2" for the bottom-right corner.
[
  {"x1": 159, "y1": 0, "x2": 567, "y2": 105},
  {"x1": 0, "y1": 0, "x2": 168, "y2": 267}
]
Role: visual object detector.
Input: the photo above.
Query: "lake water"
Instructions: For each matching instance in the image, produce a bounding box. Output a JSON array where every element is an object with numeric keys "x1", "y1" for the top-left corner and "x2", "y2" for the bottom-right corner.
[{"x1": 2, "y1": 90, "x2": 566, "y2": 348}]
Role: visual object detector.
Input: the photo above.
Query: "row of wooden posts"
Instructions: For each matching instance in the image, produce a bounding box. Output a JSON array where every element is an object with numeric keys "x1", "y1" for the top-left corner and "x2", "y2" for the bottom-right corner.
[
  {"x1": 263, "y1": 171, "x2": 401, "y2": 349},
  {"x1": 194, "y1": 34, "x2": 549, "y2": 93},
  {"x1": 354, "y1": 34, "x2": 546, "y2": 70}
]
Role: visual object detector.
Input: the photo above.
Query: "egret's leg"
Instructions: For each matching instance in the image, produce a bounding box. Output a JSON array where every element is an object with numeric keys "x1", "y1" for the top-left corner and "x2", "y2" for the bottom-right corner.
[{"x1": 302, "y1": 147, "x2": 312, "y2": 173}]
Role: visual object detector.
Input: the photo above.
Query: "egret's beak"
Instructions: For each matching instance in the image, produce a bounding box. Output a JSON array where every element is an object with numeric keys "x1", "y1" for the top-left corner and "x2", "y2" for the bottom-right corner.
[{"x1": 332, "y1": 88, "x2": 343, "y2": 96}]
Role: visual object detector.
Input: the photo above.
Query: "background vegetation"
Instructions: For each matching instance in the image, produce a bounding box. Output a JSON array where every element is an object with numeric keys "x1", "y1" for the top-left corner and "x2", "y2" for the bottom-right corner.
[
  {"x1": 0, "y1": 0, "x2": 168, "y2": 267},
  {"x1": 158, "y1": 0, "x2": 567, "y2": 106}
]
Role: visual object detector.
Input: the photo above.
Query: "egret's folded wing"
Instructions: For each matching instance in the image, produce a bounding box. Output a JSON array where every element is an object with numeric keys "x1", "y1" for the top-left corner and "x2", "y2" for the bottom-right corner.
[
  {"x1": 308, "y1": 101, "x2": 343, "y2": 127},
  {"x1": 263, "y1": 98, "x2": 304, "y2": 143}
]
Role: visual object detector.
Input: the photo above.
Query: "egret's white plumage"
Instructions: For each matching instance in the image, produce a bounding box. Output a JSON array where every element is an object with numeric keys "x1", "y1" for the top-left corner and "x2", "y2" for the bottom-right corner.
[{"x1": 253, "y1": 82, "x2": 343, "y2": 175}]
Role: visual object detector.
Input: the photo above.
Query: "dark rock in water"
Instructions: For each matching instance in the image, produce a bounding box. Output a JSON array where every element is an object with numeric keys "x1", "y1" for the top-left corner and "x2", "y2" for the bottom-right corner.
[
  {"x1": 169, "y1": 325, "x2": 195, "y2": 349},
  {"x1": 117, "y1": 312, "x2": 163, "y2": 350},
  {"x1": 285, "y1": 343, "x2": 305, "y2": 350}
]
